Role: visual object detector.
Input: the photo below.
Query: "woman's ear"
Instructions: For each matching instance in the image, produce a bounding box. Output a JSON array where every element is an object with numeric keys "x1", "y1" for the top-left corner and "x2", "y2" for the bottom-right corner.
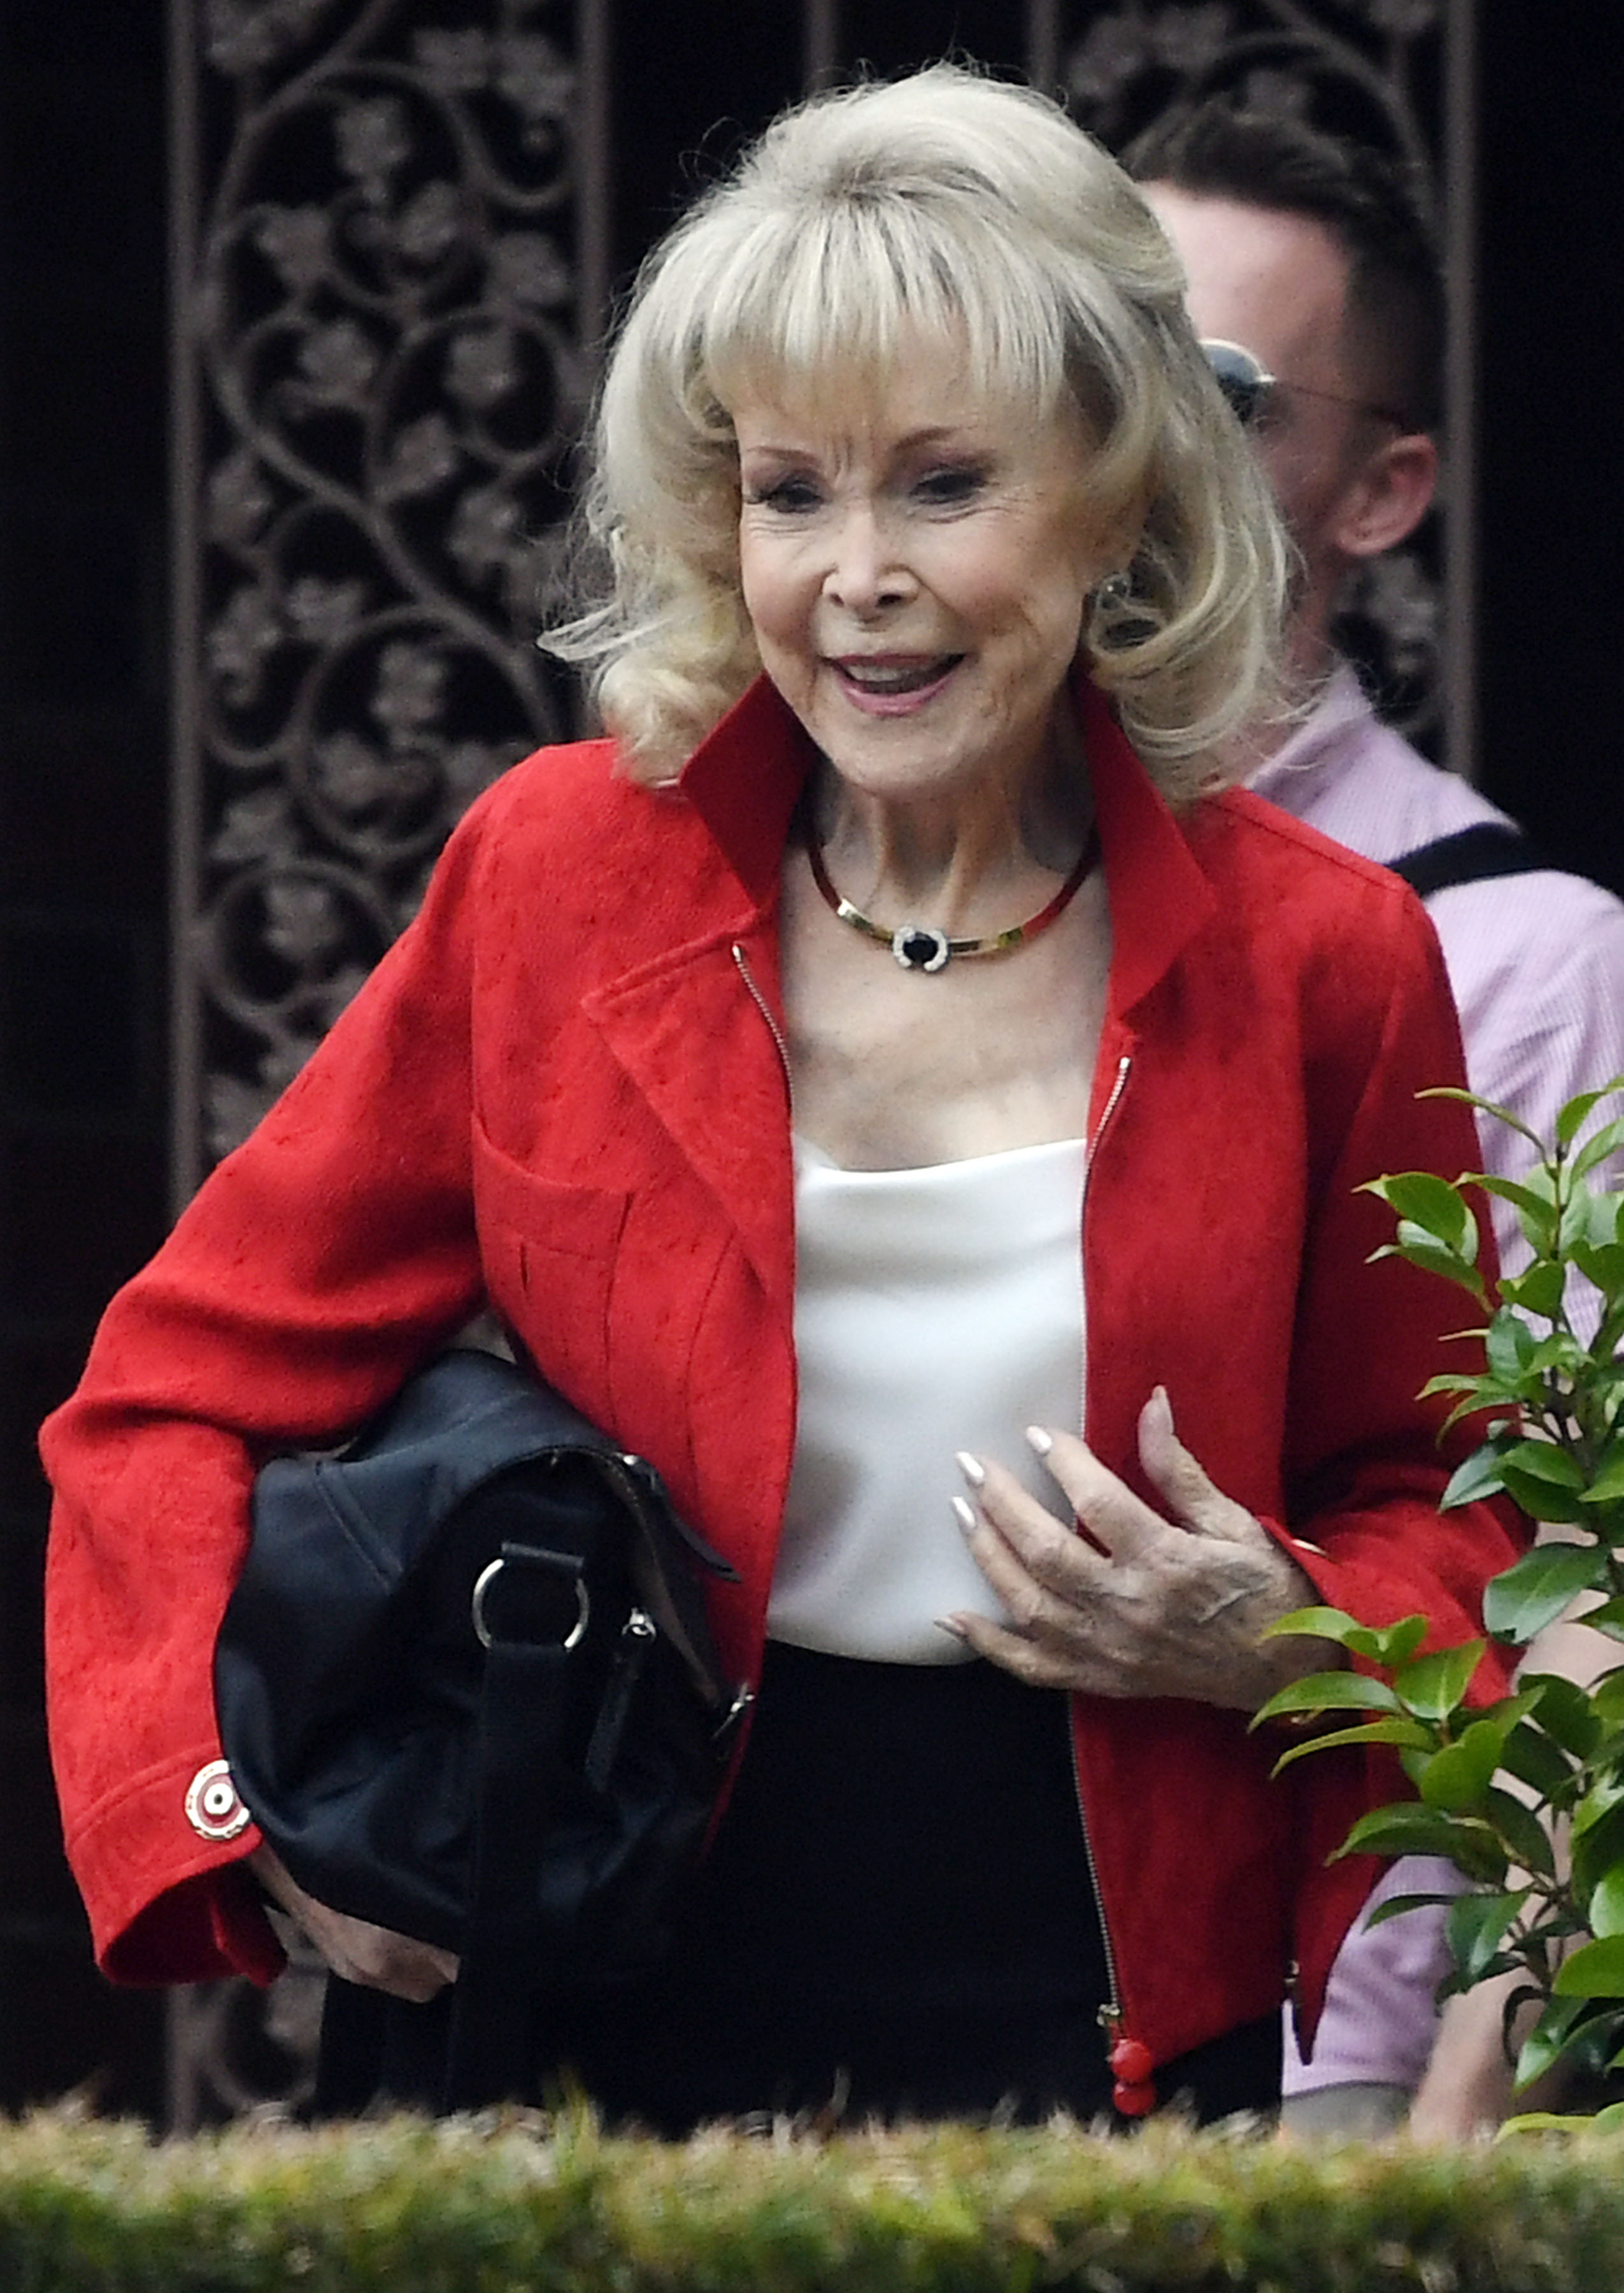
[{"x1": 1331, "y1": 429, "x2": 1439, "y2": 563}]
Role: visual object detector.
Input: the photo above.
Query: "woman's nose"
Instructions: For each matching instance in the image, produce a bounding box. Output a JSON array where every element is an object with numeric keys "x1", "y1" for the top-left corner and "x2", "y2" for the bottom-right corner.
[{"x1": 822, "y1": 506, "x2": 913, "y2": 613}]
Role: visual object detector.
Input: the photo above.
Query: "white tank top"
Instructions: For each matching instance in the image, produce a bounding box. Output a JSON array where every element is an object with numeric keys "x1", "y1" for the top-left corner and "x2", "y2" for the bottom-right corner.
[{"x1": 767, "y1": 1134, "x2": 1086, "y2": 1664}]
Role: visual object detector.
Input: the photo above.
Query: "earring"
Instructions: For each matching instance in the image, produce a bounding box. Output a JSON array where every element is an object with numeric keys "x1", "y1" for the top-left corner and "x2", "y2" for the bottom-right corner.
[{"x1": 1093, "y1": 571, "x2": 1132, "y2": 611}]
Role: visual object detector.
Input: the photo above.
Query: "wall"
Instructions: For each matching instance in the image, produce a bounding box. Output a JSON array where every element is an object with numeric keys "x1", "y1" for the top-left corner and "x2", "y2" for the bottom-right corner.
[{"x1": 0, "y1": 0, "x2": 167, "y2": 2111}]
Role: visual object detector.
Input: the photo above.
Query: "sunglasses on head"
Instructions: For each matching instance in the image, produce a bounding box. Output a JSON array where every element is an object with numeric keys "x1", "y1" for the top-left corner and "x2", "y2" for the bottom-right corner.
[{"x1": 1200, "y1": 338, "x2": 1407, "y2": 432}]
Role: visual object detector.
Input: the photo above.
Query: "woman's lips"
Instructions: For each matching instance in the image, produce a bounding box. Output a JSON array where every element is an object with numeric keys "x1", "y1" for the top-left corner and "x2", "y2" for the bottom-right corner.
[{"x1": 830, "y1": 654, "x2": 963, "y2": 713}]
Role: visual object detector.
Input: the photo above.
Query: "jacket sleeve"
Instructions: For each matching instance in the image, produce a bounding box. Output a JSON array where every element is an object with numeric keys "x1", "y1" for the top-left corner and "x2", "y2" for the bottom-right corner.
[
  {"x1": 41, "y1": 783, "x2": 502, "y2": 1985},
  {"x1": 1272, "y1": 895, "x2": 1528, "y2": 1657}
]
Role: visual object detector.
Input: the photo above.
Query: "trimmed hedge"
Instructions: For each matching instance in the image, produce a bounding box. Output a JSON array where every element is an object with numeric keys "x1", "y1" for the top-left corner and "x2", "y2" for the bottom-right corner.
[{"x1": 1, "y1": 2108, "x2": 1621, "y2": 2292}]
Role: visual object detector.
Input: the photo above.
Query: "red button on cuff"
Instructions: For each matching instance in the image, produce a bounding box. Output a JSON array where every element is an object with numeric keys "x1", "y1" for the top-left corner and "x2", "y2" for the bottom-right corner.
[{"x1": 183, "y1": 1759, "x2": 252, "y2": 1843}]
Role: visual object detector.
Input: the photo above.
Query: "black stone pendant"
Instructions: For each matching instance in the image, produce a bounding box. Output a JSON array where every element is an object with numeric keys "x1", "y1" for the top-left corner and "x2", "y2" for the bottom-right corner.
[{"x1": 892, "y1": 925, "x2": 950, "y2": 973}]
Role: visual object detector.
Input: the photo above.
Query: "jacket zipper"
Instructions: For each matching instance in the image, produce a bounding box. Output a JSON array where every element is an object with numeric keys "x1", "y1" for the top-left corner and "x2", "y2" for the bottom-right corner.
[
  {"x1": 1074, "y1": 1053, "x2": 1155, "y2": 2113},
  {"x1": 737, "y1": 946, "x2": 1150, "y2": 2106},
  {"x1": 731, "y1": 941, "x2": 793, "y2": 1093}
]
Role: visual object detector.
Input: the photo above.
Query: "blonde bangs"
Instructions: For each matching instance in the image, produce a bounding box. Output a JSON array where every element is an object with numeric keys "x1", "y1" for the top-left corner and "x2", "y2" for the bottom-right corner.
[{"x1": 697, "y1": 201, "x2": 1071, "y2": 427}]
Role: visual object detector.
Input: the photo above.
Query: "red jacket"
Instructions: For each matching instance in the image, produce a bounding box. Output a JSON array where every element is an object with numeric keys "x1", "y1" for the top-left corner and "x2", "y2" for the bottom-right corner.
[{"x1": 41, "y1": 675, "x2": 1524, "y2": 2075}]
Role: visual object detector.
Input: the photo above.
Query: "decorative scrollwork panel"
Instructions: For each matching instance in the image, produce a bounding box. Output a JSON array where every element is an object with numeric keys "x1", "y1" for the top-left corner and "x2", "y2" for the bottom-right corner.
[
  {"x1": 167, "y1": 0, "x2": 609, "y2": 2129},
  {"x1": 176, "y1": 0, "x2": 604, "y2": 1187}
]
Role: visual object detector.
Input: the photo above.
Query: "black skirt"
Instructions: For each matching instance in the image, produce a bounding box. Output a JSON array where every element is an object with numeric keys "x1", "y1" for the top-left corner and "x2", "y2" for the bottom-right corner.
[{"x1": 318, "y1": 1641, "x2": 1279, "y2": 2129}]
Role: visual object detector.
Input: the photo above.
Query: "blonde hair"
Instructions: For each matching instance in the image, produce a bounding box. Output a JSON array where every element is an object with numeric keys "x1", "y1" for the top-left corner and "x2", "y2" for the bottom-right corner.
[{"x1": 548, "y1": 63, "x2": 1288, "y2": 800}]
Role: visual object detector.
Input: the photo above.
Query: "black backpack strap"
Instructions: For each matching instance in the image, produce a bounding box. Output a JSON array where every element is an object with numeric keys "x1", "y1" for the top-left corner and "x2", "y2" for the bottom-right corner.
[{"x1": 1388, "y1": 822, "x2": 1546, "y2": 898}]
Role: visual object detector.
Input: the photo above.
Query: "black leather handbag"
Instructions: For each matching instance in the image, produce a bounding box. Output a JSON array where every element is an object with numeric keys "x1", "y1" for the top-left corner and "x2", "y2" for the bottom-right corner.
[{"x1": 215, "y1": 1347, "x2": 748, "y2": 2107}]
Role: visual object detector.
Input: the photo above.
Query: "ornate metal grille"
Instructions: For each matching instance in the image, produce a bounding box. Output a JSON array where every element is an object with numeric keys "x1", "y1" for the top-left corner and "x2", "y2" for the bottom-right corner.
[
  {"x1": 166, "y1": 0, "x2": 610, "y2": 2125},
  {"x1": 170, "y1": 0, "x2": 608, "y2": 1204}
]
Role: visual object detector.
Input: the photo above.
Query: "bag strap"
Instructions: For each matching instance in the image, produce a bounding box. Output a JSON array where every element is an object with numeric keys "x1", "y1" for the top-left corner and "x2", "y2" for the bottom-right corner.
[
  {"x1": 441, "y1": 1538, "x2": 587, "y2": 2111},
  {"x1": 1388, "y1": 822, "x2": 1545, "y2": 898}
]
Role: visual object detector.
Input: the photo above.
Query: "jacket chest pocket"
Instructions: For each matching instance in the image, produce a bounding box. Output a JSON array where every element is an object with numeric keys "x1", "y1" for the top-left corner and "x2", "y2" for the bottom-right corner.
[{"x1": 471, "y1": 1121, "x2": 630, "y2": 1424}]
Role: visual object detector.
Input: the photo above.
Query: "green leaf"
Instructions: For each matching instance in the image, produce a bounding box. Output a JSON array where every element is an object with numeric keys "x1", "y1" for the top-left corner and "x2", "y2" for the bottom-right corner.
[
  {"x1": 1498, "y1": 1439, "x2": 1587, "y2": 1491},
  {"x1": 1268, "y1": 1717, "x2": 1436, "y2": 1774},
  {"x1": 1447, "y1": 1887, "x2": 1530, "y2": 1984},
  {"x1": 1497, "y1": 1261, "x2": 1569, "y2": 1321},
  {"x1": 1583, "y1": 1189, "x2": 1624, "y2": 1243},
  {"x1": 1485, "y1": 1308, "x2": 1537, "y2": 1382},
  {"x1": 1420, "y1": 1718, "x2": 1508, "y2": 1812},
  {"x1": 1484, "y1": 1543, "x2": 1604, "y2": 1643},
  {"x1": 1401, "y1": 1230, "x2": 1489, "y2": 1297},
  {"x1": 1571, "y1": 1797, "x2": 1624, "y2": 1898},
  {"x1": 1337, "y1": 1804, "x2": 1504, "y2": 1873},
  {"x1": 1560, "y1": 1187, "x2": 1595, "y2": 1255},
  {"x1": 1581, "y1": 1449, "x2": 1624, "y2": 1506},
  {"x1": 1574, "y1": 1802, "x2": 1624, "y2": 1873},
  {"x1": 1395, "y1": 1639, "x2": 1486, "y2": 1724},
  {"x1": 1553, "y1": 1934, "x2": 1624, "y2": 1999},
  {"x1": 1573, "y1": 1122, "x2": 1624, "y2": 1182},
  {"x1": 1376, "y1": 1172, "x2": 1479, "y2": 1254},
  {"x1": 1514, "y1": 1994, "x2": 1597, "y2": 2088},
  {"x1": 1500, "y1": 1468, "x2": 1587, "y2": 1524},
  {"x1": 1365, "y1": 1889, "x2": 1474, "y2": 1929},
  {"x1": 1586, "y1": 1670, "x2": 1624, "y2": 1728},
  {"x1": 1498, "y1": 1718, "x2": 1577, "y2": 1802},
  {"x1": 1476, "y1": 1172, "x2": 1560, "y2": 1230},
  {"x1": 1418, "y1": 1085, "x2": 1545, "y2": 1149},
  {"x1": 1521, "y1": 1671, "x2": 1606, "y2": 1758},
  {"x1": 1527, "y1": 1332, "x2": 1590, "y2": 1380},
  {"x1": 1260, "y1": 1606, "x2": 1427, "y2": 1668},
  {"x1": 1572, "y1": 1241, "x2": 1624, "y2": 1299},
  {"x1": 1556, "y1": 1081, "x2": 1624, "y2": 1146},
  {"x1": 1570, "y1": 1599, "x2": 1624, "y2": 1644},
  {"x1": 1441, "y1": 1443, "x2": 1512, "y2": 1511},
  {"x1": 1572, "y1": 1773, "x2": 1624, "y2": 1838},
  {"x1": 1588, "y1": 1865, "x2": 1624, "y2": 1938},
  {"x1": 1483, "y1": 1787, "x2": 1556, "y2": 1878},
  {"x1": 1418, "y1": 1364, "x2": 1498, "y2": 1395},
  {"x1": 1251, "y1": 1673, "x2": 1402, "y2": 1728}
]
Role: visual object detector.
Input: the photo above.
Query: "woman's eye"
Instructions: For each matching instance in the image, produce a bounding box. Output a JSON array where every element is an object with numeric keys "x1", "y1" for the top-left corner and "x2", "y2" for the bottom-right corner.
[
  {"x1": 914, "y1": 465, "x2": 985, "y2": 507},
  {"x1": 744, "y1": 476, "x2": 823, "y2": 514}
]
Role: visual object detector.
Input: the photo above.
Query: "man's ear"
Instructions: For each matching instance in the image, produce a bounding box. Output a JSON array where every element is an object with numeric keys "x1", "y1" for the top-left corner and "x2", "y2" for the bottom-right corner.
[{"x1": 1331, "y1": 429, "x2": 1438, "y2": 562}]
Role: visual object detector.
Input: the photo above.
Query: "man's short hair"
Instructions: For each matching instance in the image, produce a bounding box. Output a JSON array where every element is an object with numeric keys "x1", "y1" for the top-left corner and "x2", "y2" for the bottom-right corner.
[{"x1": 1123, "y1": 102, "x2": 1444, "y2": 434}]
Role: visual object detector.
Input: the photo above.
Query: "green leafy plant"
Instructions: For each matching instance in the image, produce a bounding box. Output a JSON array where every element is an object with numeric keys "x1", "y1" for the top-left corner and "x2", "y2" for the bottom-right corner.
[{"x1": 1255, "y1": 1082, "x2": 1624, "y2": 2118}]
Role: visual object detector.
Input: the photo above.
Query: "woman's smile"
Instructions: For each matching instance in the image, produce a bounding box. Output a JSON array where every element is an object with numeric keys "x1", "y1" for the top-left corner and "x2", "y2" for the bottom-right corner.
[{"x1": 830, "y1": 652, "x2": 964, "y2": 711}]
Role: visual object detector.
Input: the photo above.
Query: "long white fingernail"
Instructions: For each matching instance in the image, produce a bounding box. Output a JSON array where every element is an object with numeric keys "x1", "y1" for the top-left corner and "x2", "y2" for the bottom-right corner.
[
  {"x1": 951, "y1": 1494, "x2": 978, "y2": 1535},
  {"x1": 936, "y1": 1616, "x2": 968, "y2": 1643},
  {"x1": 1025, "y1": 1425, "x2": 1053, "y2": 1457},
  {"x1": 955, "y1": 1450, "x2": 985, "y2": 1487}
]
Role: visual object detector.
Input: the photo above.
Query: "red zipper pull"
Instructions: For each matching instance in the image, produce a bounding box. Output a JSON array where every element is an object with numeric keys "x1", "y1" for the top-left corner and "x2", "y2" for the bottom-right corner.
[{"x1": 1108, "y1": 2032, "x2": 1157, "y2": 2117}]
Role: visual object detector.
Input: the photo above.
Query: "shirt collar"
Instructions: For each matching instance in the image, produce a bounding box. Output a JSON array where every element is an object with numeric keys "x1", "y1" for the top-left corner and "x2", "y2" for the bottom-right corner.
[{"x1": 1249, "y1": 663, "x2": 1369, "y2": 805}]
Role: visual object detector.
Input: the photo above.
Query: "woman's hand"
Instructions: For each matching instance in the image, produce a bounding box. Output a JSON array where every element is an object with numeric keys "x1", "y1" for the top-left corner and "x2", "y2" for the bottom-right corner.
[
  {"x1": 249, "y1": 1842, "x2": 459, "y2": 2003},
  {"x1": 943, "y1": 1387, "x2": 1328, "y2": 1708}
]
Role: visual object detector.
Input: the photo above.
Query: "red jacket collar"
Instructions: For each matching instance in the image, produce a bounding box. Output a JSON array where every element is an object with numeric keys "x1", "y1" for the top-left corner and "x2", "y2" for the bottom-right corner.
[{"x1": 675, "y1": 671, "x2": 1215, "y2": 1018}]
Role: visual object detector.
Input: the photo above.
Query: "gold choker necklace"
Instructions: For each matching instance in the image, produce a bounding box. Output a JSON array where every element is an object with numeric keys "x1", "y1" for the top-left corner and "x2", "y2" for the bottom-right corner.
[{"x1": 806, "y1": 827, "x2": 1099, "y2": 973}]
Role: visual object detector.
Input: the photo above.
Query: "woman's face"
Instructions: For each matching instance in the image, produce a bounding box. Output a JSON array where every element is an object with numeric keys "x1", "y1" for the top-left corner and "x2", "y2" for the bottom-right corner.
[{"x1": 731, "y1": 360, "x2": 1114, "y2": 813}]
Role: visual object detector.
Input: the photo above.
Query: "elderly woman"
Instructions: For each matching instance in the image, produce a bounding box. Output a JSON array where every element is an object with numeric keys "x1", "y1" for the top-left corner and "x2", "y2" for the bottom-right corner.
[{"x1": 43, "y1": 65, "x2": 1520, "y2": 2130}]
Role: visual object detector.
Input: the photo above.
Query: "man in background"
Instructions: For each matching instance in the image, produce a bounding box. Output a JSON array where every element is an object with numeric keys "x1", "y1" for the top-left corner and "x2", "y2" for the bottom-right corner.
[{"x1": 1129, "y1": 102, "x2": 1624, "y2": 2137}]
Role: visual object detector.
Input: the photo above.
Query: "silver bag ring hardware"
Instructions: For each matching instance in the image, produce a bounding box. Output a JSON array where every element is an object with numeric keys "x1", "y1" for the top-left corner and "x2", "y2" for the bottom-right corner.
[
  {"x1": 183, "y1": 1758, "x2": 253, "y2": 1842},
  {"x1": 471, "y1": 1554, "x2": 590, "y2": 1653}
]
